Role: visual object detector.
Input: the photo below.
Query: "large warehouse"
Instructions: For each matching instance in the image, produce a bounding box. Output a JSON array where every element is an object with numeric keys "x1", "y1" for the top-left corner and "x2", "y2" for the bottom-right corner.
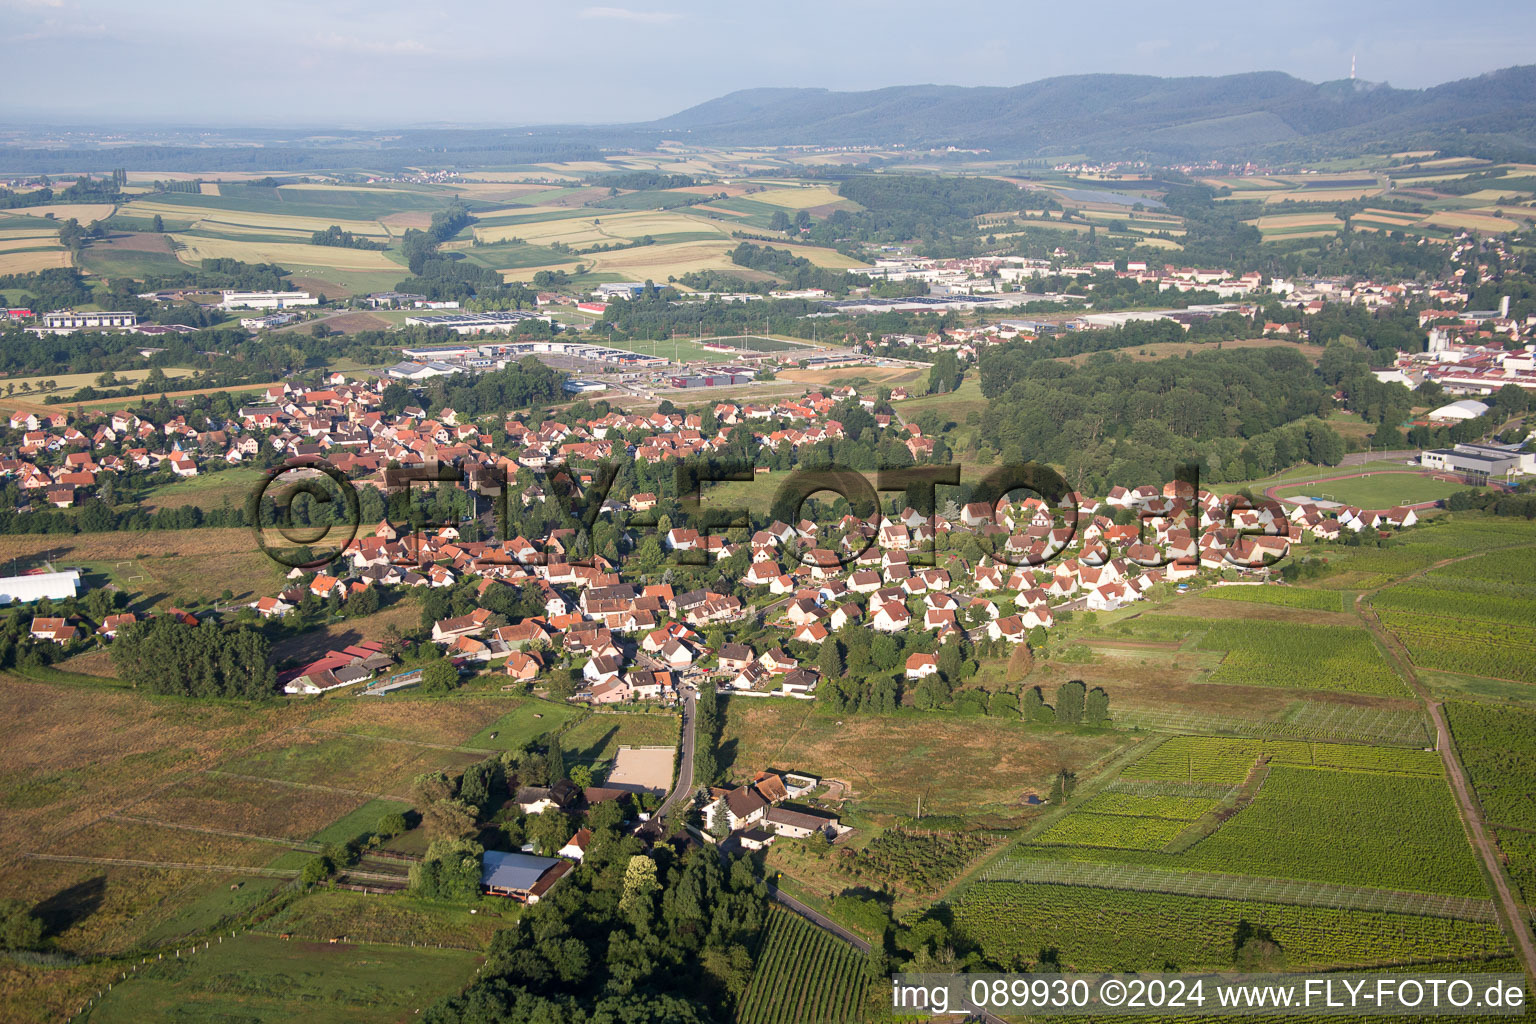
[{"x1": 402, "y1": 311, "x2": 553, "y2": 334}]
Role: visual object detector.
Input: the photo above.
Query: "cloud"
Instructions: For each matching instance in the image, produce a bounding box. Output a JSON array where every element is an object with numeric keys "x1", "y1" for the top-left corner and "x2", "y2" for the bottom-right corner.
[
  {"x1": 579, "y1": 6, "x2": 679, "y2": 24},
  {"x1": 18, "y1": 18, "x2": 106, "y2": 41},
  {"x1": 1, "y1": 0, "x2": 67, "y2": 8},
  {"x1": 308, "y1": 33, "x2": 436, "y2": 55}
]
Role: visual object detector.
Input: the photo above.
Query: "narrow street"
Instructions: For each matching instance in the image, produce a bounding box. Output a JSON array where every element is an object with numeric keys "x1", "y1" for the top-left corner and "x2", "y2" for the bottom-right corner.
[{"x1": 655, "y1": 688, "x2": 697, "y2": 821}]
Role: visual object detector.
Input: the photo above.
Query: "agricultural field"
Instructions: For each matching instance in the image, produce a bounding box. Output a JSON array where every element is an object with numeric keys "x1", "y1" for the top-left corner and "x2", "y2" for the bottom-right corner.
[
  {"x1": 1247, "y1": 212, "x2": 1343, "y2": 240},
  {"x1": 0, "y1": 670, "x2": 537, "y2": 1006},
  {"x1": 823, "y1": 828, "x2": 1001, "y2": 896},
  {"x1": 737, "y1": 907, "x2": 868, "y2": 1024},
  {"x1": 1444, "y1": 700, "x2": 1536, "y2": 913},
  {"x1": 951, "y1": 883, "x2": 1508, "y2": 970},
  {"x1": 87, "y1": 933, "x2": 481, "y2": 1024},
  {"x1": 1033, "y1": 813, "x2": 1189, "y2": 851},
  {"x1": 1373, "y1": 547, "x2": 1536, "y2": 682},
  {"x1": 1194, "y1": 620, "x2": 1409, "y2": 695},
  {"x1": 1444, "y1": 701, "x2": 1536, "y2": 834},
  {"x1": 1198, "y1": 585, "x2": 1344, "y2": 612},
  {"x1": 1007, "y1": 736, "x2": 1481, "y2": 900}
]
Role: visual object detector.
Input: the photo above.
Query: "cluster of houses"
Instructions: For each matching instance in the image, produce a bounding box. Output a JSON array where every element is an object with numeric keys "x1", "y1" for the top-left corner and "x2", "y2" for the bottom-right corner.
[
  {"x1": 702, "y1": 769, "x2": 845, "y2": 848},
  {"x1": 4, "y1": 353, "x2": 1449, "y2": 689},
  {"x1": 4, "y1": 408, "x2": 211, "y2": 507}
]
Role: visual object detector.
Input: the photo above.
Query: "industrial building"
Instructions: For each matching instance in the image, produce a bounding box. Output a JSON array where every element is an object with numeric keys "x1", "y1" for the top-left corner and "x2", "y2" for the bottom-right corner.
[
  {"x1": 240, "y1": 312, "x2": 299, "y2": 331},
  {"x1": 218, "y1": 291, "x2": 318, "y2": 310},
  {"x1": 401, "y1": 310, "x2": 553, "y2": 334},
  {"x1": 39, "y1": 310, "x2": 137, "y2": 331},
  {"x1": 384, "y1": 360, "x2": 462, "y2": 380},
  {"x1": 399, "y1": 344, "x2": 478, "y2": 361},
  {"x1": 669, "y1": 372, "x2": 753, "y2": 389}
]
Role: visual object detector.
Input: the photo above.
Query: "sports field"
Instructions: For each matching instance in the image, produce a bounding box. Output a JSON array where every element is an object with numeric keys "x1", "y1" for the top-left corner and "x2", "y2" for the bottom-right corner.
[{"x1": 1275, "y1": 473, "x2": 1467, "y2": 509}]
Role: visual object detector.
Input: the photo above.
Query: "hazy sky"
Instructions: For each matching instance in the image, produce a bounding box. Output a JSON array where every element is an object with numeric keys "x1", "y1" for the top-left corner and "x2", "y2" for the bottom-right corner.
[{"x1": 4, "y1": 0, "x2": 1535, "y2": 127}]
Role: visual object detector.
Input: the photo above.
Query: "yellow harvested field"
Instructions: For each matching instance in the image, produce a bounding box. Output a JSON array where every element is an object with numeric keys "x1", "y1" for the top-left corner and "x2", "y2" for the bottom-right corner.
[
  {"x1": 0, "y1": 367, "x2": 196, "y2": 399},
  {"x1": 199, "y1": 182, "x2": 220, "y2": 196},
  {"x1": 459, "y1": 170, "x2": 581, "y2": 183},
  {"x1": 500, "y1": 261, "x2": 583, "y2": 283},
  {"x1": 444, "y1": 181, "x2": 551, "y2": 195},
  {"x1": 1251, "y1": 213, "x2": 1343, "y2": 229},
  {"x1": 182, "y1": 220, "x2": 312, "y2": 239},
  {"x1": 539, "y1": 160, "x2": 616, "y2": 174},
  {"x1": 0, "y1": 250, "x2": 70, "y2": 273},
  {"x1": 1264, "y1": 188, "x2": 1378, "y2": 204},
  {"x1": 480, "y1": 209, "x2": 730, "y2": 247},
  {"x1": 775, "y1": 242, "x2": 871, "y2": 269},
  {"x1": 1357, "y1": 208, "x2": 1423, "y2": 224},
  {"x1": 0, "y1": 227, "x2": 58, "y2": 240},
  {"x1": 132, "y1": 201, "x2": 387, "y2": 237},
  {"x1": 1465, "y1": 188, "x2": 1536, "y2": 201},
  {"x1": 168, "y1": 234, "x2": 401, "y2": 270},
  {"x1": 380, "y1": 211, "x2": 435, "y2": 231},
  {"x1": 280, "y1": 183, "x2": 424, "y2": 196},
  {"x1": 747, "y1": 185, "x2": 847, "y2": 209},
  {"x1": 0, "y1": 236, "x2": 58, "y2": 253},
  {"x1": 1423, "y1": 211, "x2": 1528, "y2": 233},
  {"x1": 585, "y1": 240, "x2": 738, "y2": 276},
  {"x1": 0, "y1": 203, "x2": 116, "y2": 223}
]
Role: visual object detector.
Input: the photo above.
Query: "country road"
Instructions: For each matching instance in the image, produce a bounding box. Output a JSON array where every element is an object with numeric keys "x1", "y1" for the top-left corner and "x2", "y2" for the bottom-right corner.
[{"x1": 655, "y1": 688, "x2": 697, "y2": 822}]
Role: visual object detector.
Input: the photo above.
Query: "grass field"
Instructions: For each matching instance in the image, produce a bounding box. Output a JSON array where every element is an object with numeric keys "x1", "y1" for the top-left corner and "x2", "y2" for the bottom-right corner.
[
  {"x1": 719, "y1": 698, "x2": 1132, "y2": 825},
  {"x1": 462, "y1": 698, "x2": 585, "y2": 750},
  {"x1": 1276, "y1": 473, "x2": 1468, "y2": 508},
  {"x1": 562, "y1": 711, "x2": 680, "y2": 762},
  {"x1": 254, "y1": 888, "x2": 504, "y2": 948},
  {"x1": 0, "y1": 528, "x2": 286, "y2": 608},
  {"x1": 0, "y1": 366, "x2": 197, "y2": 402},
  {"x1": 88, "y1": 933, "x2": 480, "y2": 1024}
]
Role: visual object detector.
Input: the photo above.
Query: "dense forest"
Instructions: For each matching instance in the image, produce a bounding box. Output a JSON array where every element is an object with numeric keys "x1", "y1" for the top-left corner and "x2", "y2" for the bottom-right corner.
[
  {"x1": 423, "y1": 846, "x2": 769, "y2": 1024},
  {"x1": 979, "y1": 345, "x2": 1347, "y2": 490},
  {"x1": 110, "y1": 616, "x2": 276, "y2": 698}
]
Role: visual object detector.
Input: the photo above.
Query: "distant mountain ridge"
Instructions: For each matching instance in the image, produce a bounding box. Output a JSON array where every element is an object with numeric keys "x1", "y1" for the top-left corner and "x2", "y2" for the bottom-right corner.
[{"x1": 637, "y1": 66, "x2": 1536, "y2": 160}]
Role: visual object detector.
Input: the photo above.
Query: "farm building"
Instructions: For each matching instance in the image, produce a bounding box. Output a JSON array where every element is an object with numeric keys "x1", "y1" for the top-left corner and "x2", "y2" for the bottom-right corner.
[
  {"x1": 0, "y1": 569, "x2": 81, "y2": 605},
  {"x1": 480, "y1": 851, "x2": 571, "y2": 902}
]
